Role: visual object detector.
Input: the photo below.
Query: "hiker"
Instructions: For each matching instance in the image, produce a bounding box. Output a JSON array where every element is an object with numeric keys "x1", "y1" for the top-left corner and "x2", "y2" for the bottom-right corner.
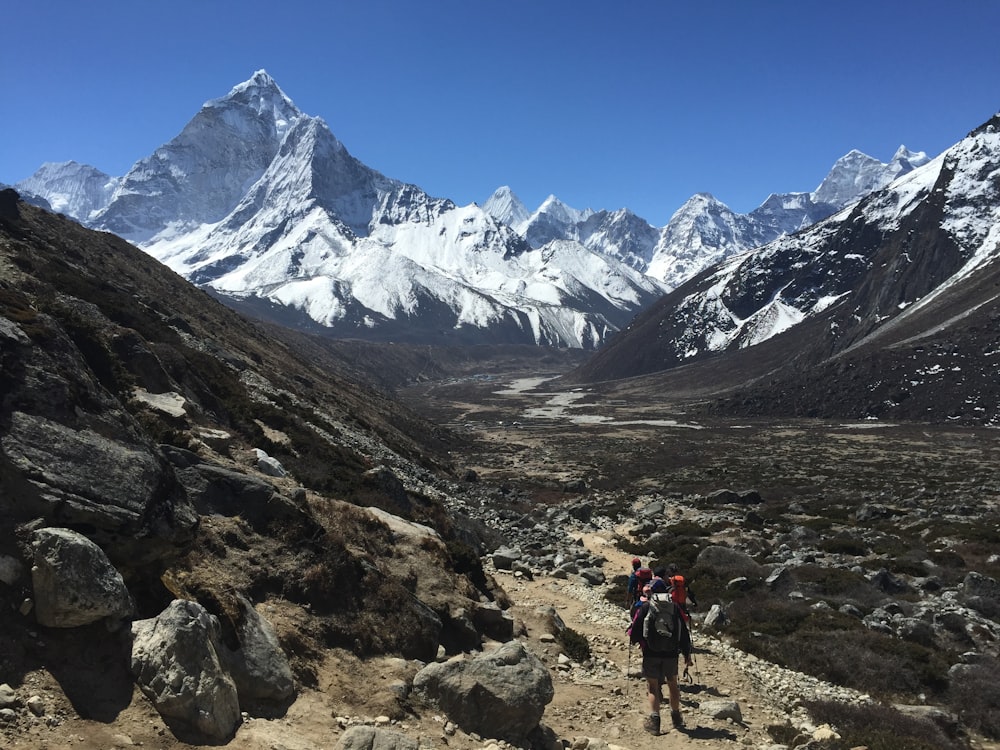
[
  {"x1": 630, "y1": 581, "x2": 651, "y2": 620},
  {"x1": 628, "y1": 565, "x2": 653, "y2": 616},
  {"x1": 666, "y1": 564, "x2": 698, "y2": 621},
  {"x1": 652, "y1": 566, "x2": 667, "y2": 588},
  {"x1": 625, "y1": 557, "x2": 642, "y2": 608},
  {"x1": 627, "y1": 578, "x2": 693, "y2": 735}
]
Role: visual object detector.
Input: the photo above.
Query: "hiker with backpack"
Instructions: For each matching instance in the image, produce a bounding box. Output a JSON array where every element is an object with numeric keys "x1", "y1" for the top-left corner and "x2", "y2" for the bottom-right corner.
[
  {"x1": 627, "y1": 577, "x2": 693, "y2": 735},
  {"x1": 666, "y1": 564, "x2": 698, "y2": 621},
  {"x1": 625, "y1": 558, "x2": 646, "y2": 609}
]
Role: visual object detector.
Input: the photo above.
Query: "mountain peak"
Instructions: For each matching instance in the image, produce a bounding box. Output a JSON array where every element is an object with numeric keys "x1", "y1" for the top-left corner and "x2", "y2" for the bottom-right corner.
[
  {"x1": 208, "y1": 70, "x2": 300, "y2": 124},
  {"x1": 811, "y1": 148, "x2": 923, "y2": 208},
  {"x1": 483, "y1": 186, "x2": 530, "y2": 228}
]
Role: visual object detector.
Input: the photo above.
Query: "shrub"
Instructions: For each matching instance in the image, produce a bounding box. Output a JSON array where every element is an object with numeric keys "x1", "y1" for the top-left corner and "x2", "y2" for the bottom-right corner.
[
  {"x1": 819, "y1": 534, "x2": 868, "y2": 556},
  {"x1": 792, "y1": 564, "x2": 881, "y2": 607},
  {"x1": 739, "y1": 622, "x2": 952, "y2": 700},
  {"x1": 805, "y1": 700, "x2": 965, "y2": 750},
  {"x1": 946, "y1": 656, "x2": 1000, "y2": 739},
  {"x1": 557, "y1": 627, "x2": 592, "y2": 663}
]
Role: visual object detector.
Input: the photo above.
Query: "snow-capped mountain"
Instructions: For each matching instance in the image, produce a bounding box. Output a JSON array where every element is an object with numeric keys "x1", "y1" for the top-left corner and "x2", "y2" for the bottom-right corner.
[
  {"x1": 570, "y1": 112, "x2": 1000, "y2": 425},
  {"x1": 17, "y1": 71, "x2": 665, "y2": 349},
  {"x1": 521, "y1": 195, "x2": 595, "y2": 249},
  {"x1": 812, "y1": 146, "x2": 928, "y2": 206},
  {"x1": 93, "y1": 72, "x2": 303, "y2": 244},
  {"x1": 15, "y1": 70, "x2": 933, "y2": 351},
  {"x1": 15, "y1": 161, "x2": 118, "y2": 220},
  {"x1": 483, "y1": 147, "x2": 930, "y2": 295},
  {"x1": 482, "y1": 186, "x2": 530, "y2": 229}
]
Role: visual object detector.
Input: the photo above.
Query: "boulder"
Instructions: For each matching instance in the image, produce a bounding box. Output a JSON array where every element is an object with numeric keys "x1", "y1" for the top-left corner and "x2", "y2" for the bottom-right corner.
[
  {"x1": 491, "y1": 547, "x2": 521, "y2": 570},
  {"x1": 705, "y1": 489, "x2": 740, "y2": 504},
  {"x1": 699, "y1": 699, "x2": 743, "y2": 722},
  {"x1": 535, "y1": 605, "x2": 566, "y2": 635},
  {"x1": 3, "y1": 411, "x2": 197, "y2": 564},
  {"x1": 30, "y1": 527, "x2": 134, "y2": 628},
  {"x1": 172, "y1": 460, "x2": 317, "y2": 535},
  {"x1": 703, "y1": 604, "x2": 728, "y2": 629},
  {"x1": 335, "y1": 726, "x2": 419, "y2": 750},
  {"x1": 696, "y1": 546, "x2": 762, "y2": 578},
  {"x1": 962, "y1": 572, "x2": 1000, "y2": 617},
  {"x1": 253, "y1": 448, "x2": 287, "y2": 477},
  {"x1": 219, "y1": 595, "x2": 295, "y2": 704},
  {"x1": 130, "y1": 600, "x2": 240, "y2": 741},
  {"x1": 871, "y1": 568, "x2": 911, "y2": 595},
  {"x1": 473, "y1": 602, "x2": 515, "y2": 642},
  {"x1": 579, "y1": 568, "x2": 606, "y2": 585},
  {"x1": 412, "y1": 640, "x2": 554, "y2": 741}
]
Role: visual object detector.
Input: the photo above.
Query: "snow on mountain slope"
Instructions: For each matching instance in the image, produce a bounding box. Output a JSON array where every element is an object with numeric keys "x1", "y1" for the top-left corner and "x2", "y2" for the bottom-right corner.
[
  {"x1": 811, "y1": 146, "x2": 929, "y2": 207},
  {"x1": 574, "y1": 113, "x2": 1000, "y2": 385},
  {"x1": 15, "y1": 161, "x2": 118, "y2": 220},
  {"x1": 94, "y1": 70, "x2": 304, "y2": 244},
  {"x1": 19, "y1": 71, "x2": 663, "y2": 349},
  {"x1": 642, "y1": 147, "x2": 931, "y2": 291},
  {"x1": 483, "y1": 186, "x2": 531, "y2": 229},
  {"x1": 17, "y1": 69, "x2": 934, "y2": 350}
]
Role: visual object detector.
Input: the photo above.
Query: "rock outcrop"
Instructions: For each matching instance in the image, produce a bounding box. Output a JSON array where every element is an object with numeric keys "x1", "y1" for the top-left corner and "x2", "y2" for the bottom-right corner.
[{"x1": 412, "y1": 640, "x2": 554, "y2": 741}]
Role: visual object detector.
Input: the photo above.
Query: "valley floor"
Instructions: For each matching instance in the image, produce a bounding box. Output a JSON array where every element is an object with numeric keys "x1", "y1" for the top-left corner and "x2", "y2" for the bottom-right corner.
[{"x1": 5, "y1": 368, "x2": 1000, "y2": 750}]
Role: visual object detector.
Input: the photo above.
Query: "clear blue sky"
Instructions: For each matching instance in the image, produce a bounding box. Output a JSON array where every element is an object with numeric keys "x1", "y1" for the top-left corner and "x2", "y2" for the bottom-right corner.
[{"x1": 2, "y1": 1, "x2": 998, "y2": 223}]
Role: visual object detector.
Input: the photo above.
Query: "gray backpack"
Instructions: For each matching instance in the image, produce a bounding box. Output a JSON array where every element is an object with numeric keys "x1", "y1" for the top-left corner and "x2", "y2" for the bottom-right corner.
[{"x1": 643, "y1": 593, "x2": 680, "y2": 652}]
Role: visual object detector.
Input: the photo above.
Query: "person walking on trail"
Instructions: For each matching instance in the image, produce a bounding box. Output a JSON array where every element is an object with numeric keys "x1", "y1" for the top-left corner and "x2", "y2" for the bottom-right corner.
[
  {"x1": 627, "y1": 578, "x2": 693, "y2": 735},
  {"x1": 666, "y1": 563, "x2": 698, "y2": 622},
  {"x1": 625, "y1": 557, "x2": 643, "y2": 609},
  {"x1": 629, "y1": 564, "x2": 653, "y2": 606}
]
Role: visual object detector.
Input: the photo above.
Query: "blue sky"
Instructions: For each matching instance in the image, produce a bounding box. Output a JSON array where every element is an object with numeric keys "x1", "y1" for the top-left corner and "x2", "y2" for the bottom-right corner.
[{"x1": 2, "y1": 1, "x2": 998, "y2": 224}]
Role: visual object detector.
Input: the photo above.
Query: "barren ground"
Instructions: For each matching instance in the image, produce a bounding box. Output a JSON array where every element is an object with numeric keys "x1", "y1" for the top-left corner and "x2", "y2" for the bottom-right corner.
[{"x1": 4, "y1": 370, "x2": 1000, "y2": 749}]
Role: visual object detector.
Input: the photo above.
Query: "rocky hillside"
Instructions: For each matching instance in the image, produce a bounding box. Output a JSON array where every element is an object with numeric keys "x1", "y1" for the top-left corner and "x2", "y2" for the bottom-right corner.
[{"x1": 0, "y1": 189, "x2": 535, "y2": 742}]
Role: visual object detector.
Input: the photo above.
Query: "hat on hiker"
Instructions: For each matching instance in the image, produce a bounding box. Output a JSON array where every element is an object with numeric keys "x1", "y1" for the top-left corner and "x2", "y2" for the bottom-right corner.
[{"x1": 631, "y1": 557, "x2": 641, "y2": 569}]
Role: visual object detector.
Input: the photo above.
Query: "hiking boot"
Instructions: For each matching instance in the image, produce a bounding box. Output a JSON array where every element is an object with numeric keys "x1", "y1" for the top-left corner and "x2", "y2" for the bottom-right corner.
[
  {"x1": 671, "y1": 709, "x2": 684, "y2": 728},
  {"x1": 643, "y1": 713, "x2": 660, "y2": 736}
]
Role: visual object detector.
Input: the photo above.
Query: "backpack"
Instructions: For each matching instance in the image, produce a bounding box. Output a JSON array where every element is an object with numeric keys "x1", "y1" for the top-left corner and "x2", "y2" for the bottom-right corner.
[
  {"x1": 642, "y1": 593, "x2": 680, "y2": 653},
  {"x1": 668, "y1": 575, "x2": 687, "y2": 605}
]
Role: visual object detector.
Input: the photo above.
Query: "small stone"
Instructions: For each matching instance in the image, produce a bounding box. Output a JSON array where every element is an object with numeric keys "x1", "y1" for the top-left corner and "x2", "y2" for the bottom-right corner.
[
  {"x1": 26, "y1": 695, "x2": 45, "y2": 716},
  {"x1": 0, "y1": 684, "x2": 15, "y2": 709}
]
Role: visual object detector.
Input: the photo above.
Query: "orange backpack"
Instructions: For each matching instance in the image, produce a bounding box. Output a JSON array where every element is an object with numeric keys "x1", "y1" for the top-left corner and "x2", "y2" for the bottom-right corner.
[{"x1": 669, "y1": 575, "x2": 688, "y2": 605}]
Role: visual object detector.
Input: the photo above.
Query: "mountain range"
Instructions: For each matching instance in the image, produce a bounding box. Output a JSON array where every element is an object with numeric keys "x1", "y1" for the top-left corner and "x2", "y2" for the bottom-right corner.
[
  {"x1": 13, "y1": 70, "x2": 928, "y2": 349},
  {"x1": 568, "y1": 112, "x2": 1000, "y2": 426}
]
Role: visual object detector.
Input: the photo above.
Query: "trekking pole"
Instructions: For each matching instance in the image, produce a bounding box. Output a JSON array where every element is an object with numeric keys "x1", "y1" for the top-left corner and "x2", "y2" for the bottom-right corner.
[{"x1": 625, "y1": 643, "x2": 632, "y2": 699}]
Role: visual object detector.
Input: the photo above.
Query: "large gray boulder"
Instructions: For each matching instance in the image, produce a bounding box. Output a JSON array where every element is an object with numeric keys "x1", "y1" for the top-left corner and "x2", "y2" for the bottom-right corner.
[
  {"x1": 696, "y1": 545, "x2": 762, "y2": 578},
  {"x1": 3, "y1": 412, "x2": 197, "y2": 565},
  {"x1": 962, "y1": 572, "x2": 1000, "y2": 617},
  {"x1": 164, "y1": 455, "x2": 318, "y2": 536},
  {"x1": 30, "y1": 527, "x2": 134, "y2": 628},
  {"x1": 412, "y1": 640, "x2": 553, "y2": 740},
  {"x1": 335, "y1": 726, "x2": 419, "y2": 750},
  {"x1": 130, "y1": 600, "x2": 240, "y2": 741},
  {"x1": 219, "y1": 595, "x2": 295, "y2": 704}
]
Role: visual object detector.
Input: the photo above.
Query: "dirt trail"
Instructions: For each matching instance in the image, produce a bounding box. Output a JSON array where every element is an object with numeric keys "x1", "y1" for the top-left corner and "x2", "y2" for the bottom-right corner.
[
  {"x1": 500, "y1": 530, "x2": 787, "y2": 750},
  {"x1": 4, "y1": 530, "x2": 791, "y2": 750}
]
